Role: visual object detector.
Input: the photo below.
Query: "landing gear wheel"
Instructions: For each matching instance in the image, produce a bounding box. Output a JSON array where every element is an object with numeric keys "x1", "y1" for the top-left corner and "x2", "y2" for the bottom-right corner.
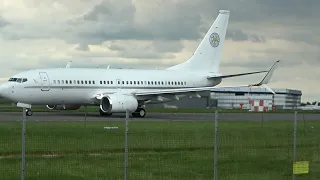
[
  {"x1": 26, "y1": 109, "x2": 33, "y2": 116},
  {"x1": 99, "y1": 109, "x2": 112, "y2": 116},
  {"x1": 132, "y1": 108, "x2": 146, "y2": 118}
]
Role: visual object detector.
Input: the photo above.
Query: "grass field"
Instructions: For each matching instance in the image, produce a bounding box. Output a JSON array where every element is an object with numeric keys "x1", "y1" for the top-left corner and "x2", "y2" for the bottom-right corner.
[{"x1": 0, "y1": 120, "x2": 319, "y2": 180}]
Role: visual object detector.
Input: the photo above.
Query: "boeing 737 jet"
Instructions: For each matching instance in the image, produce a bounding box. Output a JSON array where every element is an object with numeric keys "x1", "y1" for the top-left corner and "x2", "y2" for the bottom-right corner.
[{"x1": 0, "y1": 10, "x2": 279, "y2": 117}]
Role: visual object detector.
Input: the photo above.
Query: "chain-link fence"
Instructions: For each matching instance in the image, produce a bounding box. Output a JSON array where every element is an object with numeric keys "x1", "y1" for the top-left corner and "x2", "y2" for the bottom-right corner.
[{"x1": 0, "y1": 110, "x2": 319, "y2": 179}]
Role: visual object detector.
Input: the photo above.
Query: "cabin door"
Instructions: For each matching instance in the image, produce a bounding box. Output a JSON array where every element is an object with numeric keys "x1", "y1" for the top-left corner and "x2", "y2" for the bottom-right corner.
[{"x1": 39, "y1": 72, "x2": 50, "y2": 91}]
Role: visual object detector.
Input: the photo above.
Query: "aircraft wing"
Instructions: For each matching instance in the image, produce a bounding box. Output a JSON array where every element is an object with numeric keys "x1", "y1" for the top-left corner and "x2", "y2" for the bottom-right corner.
[
  {"x1": 207, "y1": 70, "x2": 268, "y2": 79},
  {"x1": 134, "y1": 60, "x2": 279, "y2": 96}
]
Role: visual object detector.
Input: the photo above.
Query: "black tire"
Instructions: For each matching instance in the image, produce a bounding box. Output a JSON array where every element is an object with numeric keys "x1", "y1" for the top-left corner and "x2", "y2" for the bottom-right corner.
[
  {"x1": 26, "y1": 109, "x2": 33, "y2": 116},
  {"x1": 132, "y1": 108, "x2": 146, "y2": 118}
]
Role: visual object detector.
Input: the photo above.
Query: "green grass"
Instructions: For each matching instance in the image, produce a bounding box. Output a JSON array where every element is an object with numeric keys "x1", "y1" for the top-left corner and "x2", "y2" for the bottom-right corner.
[{"x1": 0, "y1": 121, "x2": 319, "y2": 179}]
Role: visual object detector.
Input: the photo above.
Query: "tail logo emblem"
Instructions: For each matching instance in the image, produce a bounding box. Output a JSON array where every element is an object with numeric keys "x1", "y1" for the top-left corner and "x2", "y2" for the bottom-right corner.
[{"x1": 209, "y1": 33, "x2": 220, "y2": 47}]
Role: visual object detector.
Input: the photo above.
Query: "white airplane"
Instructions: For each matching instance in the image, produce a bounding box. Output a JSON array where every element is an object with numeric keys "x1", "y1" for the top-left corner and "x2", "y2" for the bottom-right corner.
[
  {"x1": 0, "y1": 10, "x2": 279, "y2": 117},
  {"x1": 296, "y1": 102, "x2": 320, "y2": 110}
]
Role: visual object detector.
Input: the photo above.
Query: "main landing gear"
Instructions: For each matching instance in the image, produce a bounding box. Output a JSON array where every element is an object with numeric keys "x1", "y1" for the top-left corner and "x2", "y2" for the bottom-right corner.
[
  {"x1": 98, "y1": 107, "x2": 146, "y2": 118},
  {"x1": 132, "y1": 108, "x2": 146, "y2": 118},
  {"x1": 25, "y1": 108, "x2": 33, "y2": 116}
]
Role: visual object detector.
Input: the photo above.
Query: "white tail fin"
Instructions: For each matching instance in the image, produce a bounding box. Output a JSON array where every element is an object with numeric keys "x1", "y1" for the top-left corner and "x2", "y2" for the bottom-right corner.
[{"x1": 167, "y1": 10, "x2": 230, "y2": 73}]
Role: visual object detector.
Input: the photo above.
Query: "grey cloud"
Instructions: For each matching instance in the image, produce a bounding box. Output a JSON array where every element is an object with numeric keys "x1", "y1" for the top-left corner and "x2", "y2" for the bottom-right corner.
[
  {"x1": 221, "y1": 48, "x2": 319, "y2": 73},
  {"x1": 151, "y1": 41, "x2": 184, "y2": 53},
  {"x1": 1, "y1": 0, "x2": 319, "y2": 44},
  {"x1": 118, "y1": 51, "x2": 174, "y2": 59},
  {"x1": 27, "y1": 55, "x2": 170, "y2": 71},
  {"x1": 105, "y1": 42, "x2": 177, "y2": 59},
  {"x1": 65, "y1": 0, "x2": 202, "y2": 44},
  {"x1": 75, "y1": 44, "x2": 89, "y2": 51},
  {"x1": 82, "y1": 3, "x2": 112, "y2": 21},
  {"x1": 258, "y1": 0, "x2": 319, "y2": 18},
  {"x1": 0, "y1": 17, "x2": 9, "y2": 28},
  {"x1": 226, "y1": 30, "x2": 266, "y2": 43},
  {"x1": 107, "y1": 43, "x2": 125, "y2": 51},
  {"x1": 226, "y1": 30, "x2": 249, "y2": 41}
]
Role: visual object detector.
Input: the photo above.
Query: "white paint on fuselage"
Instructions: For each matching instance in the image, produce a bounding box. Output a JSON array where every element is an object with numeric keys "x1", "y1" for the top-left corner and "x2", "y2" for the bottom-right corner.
[{"x1": 2, "y1": 68, "x2": 221, "y2": 105}]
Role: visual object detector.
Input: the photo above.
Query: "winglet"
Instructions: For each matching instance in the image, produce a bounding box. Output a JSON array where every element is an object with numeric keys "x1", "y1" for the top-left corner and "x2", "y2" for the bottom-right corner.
[
  {"x1": 251, "y1": 60, "x2": 280, "y2": 94},
  {"x1": 66, "y1": 61, "x2": 72, "y2": 68}
]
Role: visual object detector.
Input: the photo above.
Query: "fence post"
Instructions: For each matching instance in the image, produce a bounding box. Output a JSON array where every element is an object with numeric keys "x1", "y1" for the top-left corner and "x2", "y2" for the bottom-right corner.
[
  {"x1": 124, "y1": 110, "x2": 129, "y2": 180},
  {"x1": 293, "y1": 111, "x2": 297, "y2": 180},
  {"x1": 84, "y1": 105, "x2": 87, "y2": 127},
  {"x1": 213, "y1": 110, "x2": 219, "y2": 180},
  {"x1": 21, "y1": 108, "x2": 26, "y2": 180},
  {"x1": 261, "y1": 112, "x2": 264, "y2": 127}
]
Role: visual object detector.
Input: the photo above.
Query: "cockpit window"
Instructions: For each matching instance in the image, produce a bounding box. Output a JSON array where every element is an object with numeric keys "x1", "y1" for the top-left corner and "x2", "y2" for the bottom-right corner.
[
  {"x1": 8, "y1": 78, "x2": 18, "y2": 82},
  {"x1": 8, "y1": 78, "x2": 28, "y2": 83}
]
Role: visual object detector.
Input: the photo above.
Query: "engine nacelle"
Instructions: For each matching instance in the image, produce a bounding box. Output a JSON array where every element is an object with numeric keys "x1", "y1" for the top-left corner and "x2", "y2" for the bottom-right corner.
[
  {"x1": 100, "y1": 94, "x2": 138, "y2": 113},
  {"x1": 46, "y1": 104, "x2": 82, "y2": 110}
]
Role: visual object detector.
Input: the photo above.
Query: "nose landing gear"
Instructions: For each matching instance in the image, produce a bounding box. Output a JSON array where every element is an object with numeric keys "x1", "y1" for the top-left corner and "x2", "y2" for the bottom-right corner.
[{"x1": 25, "y1": 108, "x2": 33, "y2": 116}]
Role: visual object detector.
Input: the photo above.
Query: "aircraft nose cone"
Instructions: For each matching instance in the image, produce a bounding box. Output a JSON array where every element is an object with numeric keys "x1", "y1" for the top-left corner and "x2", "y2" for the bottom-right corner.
[
  {"x1": 0, "y1": 83, "x2": 8, "y2": 98},
  {"x1": 0, "y1": 84, "x2": 3, "y2": 97},
  {"x1": 0, "y1": 84, "x2": 4, "y2": 97}
]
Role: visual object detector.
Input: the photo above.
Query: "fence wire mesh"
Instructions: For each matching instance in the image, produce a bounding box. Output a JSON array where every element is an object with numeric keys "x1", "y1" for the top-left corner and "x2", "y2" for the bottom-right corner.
[{"x1": 0, "y1": 110, "x2": 319, "y2": 180}]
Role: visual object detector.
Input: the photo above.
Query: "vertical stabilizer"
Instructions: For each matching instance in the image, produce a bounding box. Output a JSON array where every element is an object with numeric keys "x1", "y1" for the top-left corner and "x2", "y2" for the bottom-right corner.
[{"x1": 167, "y1": 10, "x2": 230, "y2": 73}]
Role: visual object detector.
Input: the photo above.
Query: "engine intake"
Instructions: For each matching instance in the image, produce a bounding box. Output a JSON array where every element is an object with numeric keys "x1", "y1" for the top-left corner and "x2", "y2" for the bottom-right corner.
[{"x1": 100, "y1": 94, "x2": 138, "y2": 113}]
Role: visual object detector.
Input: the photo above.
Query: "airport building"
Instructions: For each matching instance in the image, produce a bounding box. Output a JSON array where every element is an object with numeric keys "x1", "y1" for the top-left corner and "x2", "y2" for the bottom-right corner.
[
  {"x1": 210, "y1": 87, "x2": 302, "y2": 110},
  {"x1": 147, "y1": 87, "x2": 302, "y2": 110}
]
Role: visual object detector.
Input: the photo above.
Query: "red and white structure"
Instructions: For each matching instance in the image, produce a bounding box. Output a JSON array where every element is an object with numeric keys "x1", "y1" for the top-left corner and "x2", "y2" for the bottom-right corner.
[{"x1": 249, "y1": 99, "x2": 272, "y2": 112}]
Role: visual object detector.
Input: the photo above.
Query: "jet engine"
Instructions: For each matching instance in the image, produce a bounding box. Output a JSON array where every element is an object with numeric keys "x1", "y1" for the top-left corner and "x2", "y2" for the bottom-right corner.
[
  {"x1": 46, "y1": 104, "x2": 82, "y2": 110},
  {"x1": 100, "y1": 94, "x2": 138, "y2": 113}
]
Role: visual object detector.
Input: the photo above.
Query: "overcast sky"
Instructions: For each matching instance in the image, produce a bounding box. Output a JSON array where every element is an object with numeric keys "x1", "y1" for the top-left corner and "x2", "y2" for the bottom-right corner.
[{"x1": 0, "y1": 0, "x2": 318, "y2": 102}]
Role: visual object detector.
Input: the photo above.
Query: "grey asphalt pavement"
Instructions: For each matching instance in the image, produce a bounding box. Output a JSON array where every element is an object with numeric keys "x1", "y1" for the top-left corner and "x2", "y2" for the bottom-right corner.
[{"x1": 0, "y1": 111, "x2": 319, "y2": 122}]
